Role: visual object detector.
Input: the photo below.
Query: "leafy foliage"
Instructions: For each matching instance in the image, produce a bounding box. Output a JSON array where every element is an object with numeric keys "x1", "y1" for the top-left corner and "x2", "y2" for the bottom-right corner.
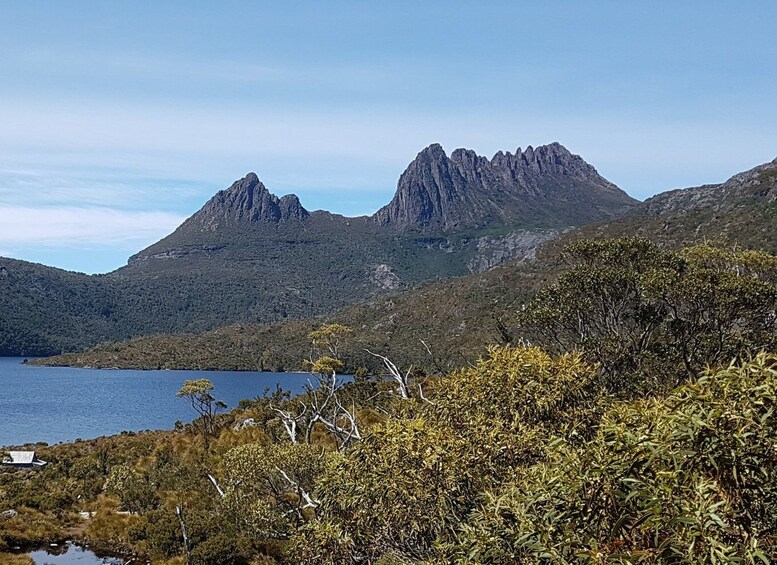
[
  {"x1": 298, "y1": 347, "x2": 599, "y2": 562},
  {"x1": 177, "y1": 379, "x2": 227, "y2": 448},
  {"x1": 455, "y1": 354, "x2": 777, "y2": 563},
  {"x1": 4, "y1": 239, "x2": 777, "y2": 564},
  {"x1": 519, "y1": 238, "x2": 777, "y2": 394},
  {"x1": 221, "y1": 442, "x2": 323, "y2": 540}
]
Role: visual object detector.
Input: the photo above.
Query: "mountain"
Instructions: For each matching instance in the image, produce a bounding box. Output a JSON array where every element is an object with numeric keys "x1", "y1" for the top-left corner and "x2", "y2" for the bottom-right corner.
[
  {"x1": 1, "y1": 142, "x2": 634, "y2": 356},
  {"x1": 560, "y1": 155, "x2": 777, "y2": 253},
  {"x1": 36, "y1": 153, "x2": 777, "y2": 371},
  {"x1": 374, "y1": 142, "x2": 631, "y2": 230}
]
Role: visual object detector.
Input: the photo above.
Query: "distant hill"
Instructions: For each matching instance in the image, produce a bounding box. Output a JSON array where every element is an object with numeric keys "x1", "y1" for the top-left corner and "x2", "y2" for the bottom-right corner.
[
  {"x1": 37, "y1": 155, "x2": 777, "y2": 371},
  {"x1": 1, "y1": 142, "x2": 634, "y2": 356},
  {"x1": 557, "y1": 156, "x2": 777, "y2": 253}
]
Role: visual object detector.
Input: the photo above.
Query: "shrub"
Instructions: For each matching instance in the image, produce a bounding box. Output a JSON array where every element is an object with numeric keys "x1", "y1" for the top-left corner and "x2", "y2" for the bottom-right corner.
[{"x1": 455, "y1": 353, "x2": 777, "y2": 563}]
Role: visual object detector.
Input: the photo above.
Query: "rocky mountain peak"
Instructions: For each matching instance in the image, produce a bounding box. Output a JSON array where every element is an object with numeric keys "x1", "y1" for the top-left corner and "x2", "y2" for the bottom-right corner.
[
  {"x1": 187, "y1": 172, "x2": 309, "y2": 230},
  {"x1": 373, "y1": 142, "x2": 634, "y2": 231}
]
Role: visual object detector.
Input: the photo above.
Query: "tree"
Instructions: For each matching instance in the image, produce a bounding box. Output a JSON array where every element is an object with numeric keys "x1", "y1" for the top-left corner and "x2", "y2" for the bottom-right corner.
[
  {"x1": 518, "y1": 238, "x2": 777, "y2": 394},
  {"x1": 177, "y1": 379, "x2": 226, "y2": 449},
  {"x1": 273, "y1": 325, "x2": 361, "y2": 449},
  {"x1": 220, "y1": 442, "x2": 324, "y2": 541},
  {"x1": 308, "y1": 323, "x2": 354, "y2": 360},
  {"x1": 657, "y1": 245, "x2": 777, "y2": 378},
  {"x1": 104, "y1": 464, "x2": 159, "y2": 514}
]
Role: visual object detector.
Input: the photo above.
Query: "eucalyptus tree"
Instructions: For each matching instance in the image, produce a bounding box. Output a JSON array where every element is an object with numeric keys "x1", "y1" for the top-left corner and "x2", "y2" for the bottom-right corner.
[{"x1": 177, "y1": 379, "x2": 226, "y2": 449}]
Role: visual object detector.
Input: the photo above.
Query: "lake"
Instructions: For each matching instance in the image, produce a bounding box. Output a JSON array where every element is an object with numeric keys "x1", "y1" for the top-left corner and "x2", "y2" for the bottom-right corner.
[
  {"x1": 28, "y1": 543, "x2": 124, "y2": 564},
  {"x1": 0, "y1": 357, "x2": 314, "y2": 447}
]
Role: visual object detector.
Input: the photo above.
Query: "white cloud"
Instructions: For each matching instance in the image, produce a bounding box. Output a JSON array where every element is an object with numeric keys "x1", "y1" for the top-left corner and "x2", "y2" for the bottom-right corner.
[
  {"x1": 0, "y1": 205, "x2": 186, "y2": 248},
  {"x1": 0, "y1": 96, "x2": 775, "y2": 209}
]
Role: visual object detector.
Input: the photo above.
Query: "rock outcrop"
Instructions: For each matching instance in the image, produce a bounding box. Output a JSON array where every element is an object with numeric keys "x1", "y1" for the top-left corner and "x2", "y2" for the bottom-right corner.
[
  {"x1": 373, "y1": 142, "x2": 636, "y2": 231},
  {"x1": 640, "y1": 156, "x2": 777, "y2": 216},
  {"x1": 186, "y1": 172, "x2": 309, "y2": 231}
]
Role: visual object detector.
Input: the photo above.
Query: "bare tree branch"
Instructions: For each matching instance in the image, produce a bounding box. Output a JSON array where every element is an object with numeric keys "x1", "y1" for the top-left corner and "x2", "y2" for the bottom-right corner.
[{"x1": 365, "y1": 349, "x2": 412, "y2": 399}]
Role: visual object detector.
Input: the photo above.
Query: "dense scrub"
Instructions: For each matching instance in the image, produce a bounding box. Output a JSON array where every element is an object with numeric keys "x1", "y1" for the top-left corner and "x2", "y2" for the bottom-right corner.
[{"x1": 3, "y1": 238, "x2": 777, "y2": 564}]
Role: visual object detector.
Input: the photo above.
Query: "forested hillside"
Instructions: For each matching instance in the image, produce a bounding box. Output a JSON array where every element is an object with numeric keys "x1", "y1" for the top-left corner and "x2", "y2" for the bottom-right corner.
[
  {"x1": 6, "y1": 238, "x2": 776, "y2": 564},
  {"x1": 40, "y1": 155, "x2": 777, "y2": 372},
  {"x1": 0, "y1": 142, "x2": 633, "y2": 356}
]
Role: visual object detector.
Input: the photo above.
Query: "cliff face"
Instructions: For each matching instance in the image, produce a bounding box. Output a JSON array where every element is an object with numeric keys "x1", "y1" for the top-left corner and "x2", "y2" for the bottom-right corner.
[
  {"x1": 0, "y1": 141, "x2": 646, "y2": 356},
  {"x1": 185, "y1": 172, "x2": 309, "y2": 231},
  {"x1": 373, "y1": 142, "x2": 636, "y2": 231}
]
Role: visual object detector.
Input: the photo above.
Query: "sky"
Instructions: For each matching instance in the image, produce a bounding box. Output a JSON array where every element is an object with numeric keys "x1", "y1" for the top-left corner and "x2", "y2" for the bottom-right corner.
[{"x1": 1, "y1": 1, "x2": 776, "y2": 274}]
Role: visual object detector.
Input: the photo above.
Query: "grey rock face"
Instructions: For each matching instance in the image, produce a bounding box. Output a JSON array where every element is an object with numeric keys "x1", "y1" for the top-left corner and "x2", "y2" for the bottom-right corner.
[
  {"x1": 127, "y1": 244, "x2": 226, "y2": 265},
  {"x1": 640, "y1": 157, "x2": 777, "y2": 217},
  {"x1": 370, "y1": 264, "x2": 402, "y2": 290},
  {"x1": 190, "y1": 172, "x2": 309, "y2": 230},
  {"x1": 0, "y1": 509, "x2": 18, "y2": 519},
  {"x1": 467, "y1": 230, "x2": 560, "y2": 273},
  {"x1": 373, "y1": 142, "x2": 636, "y2": 231}
]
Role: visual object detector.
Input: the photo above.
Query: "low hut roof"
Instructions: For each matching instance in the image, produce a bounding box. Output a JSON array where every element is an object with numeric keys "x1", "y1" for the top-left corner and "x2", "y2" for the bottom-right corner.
[{"x1": 5, "y1": 451, "x2": 36, "y2": 464}]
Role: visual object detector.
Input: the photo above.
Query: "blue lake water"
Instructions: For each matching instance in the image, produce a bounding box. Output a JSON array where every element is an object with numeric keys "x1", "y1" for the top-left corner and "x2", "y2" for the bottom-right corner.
[
  {"x1": 0, "y1": 357, "x2": 313, "y2": 447},
  {"x1": 29, "y1": 544, "x2": 123, "y2": 564}
]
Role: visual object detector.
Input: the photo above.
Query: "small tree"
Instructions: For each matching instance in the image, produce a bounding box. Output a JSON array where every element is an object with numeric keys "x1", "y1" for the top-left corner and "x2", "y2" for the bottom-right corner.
[
  {"x1": 177, "y1": 379, "x2": 226, "y2": 449},
  {"x1": 104, "y1": 464, "x2": 159, "y2": 514},
  {"x1": 308, "y1": 323, "x2": 354, "y2": 360},
  {"x1": 221, "y1": 442, "x2": 324, "y2": 540},
  {"x1": 273, "y1": 324, "x2": 361, "y2": 449}
]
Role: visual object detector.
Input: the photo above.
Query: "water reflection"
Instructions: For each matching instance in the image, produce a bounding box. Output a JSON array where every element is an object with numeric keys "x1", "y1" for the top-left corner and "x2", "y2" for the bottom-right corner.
[{"x1": 29, "y1": 544, "x2": 124, "y2": 564}]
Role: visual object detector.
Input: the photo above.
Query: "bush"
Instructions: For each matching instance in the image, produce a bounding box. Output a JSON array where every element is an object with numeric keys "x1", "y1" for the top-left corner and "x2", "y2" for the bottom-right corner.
[
  {"x1": 519, "y1": 238, "x2": 777, "y2": 395},
  {"x1": 190, "y1": 532, "x2": 244, "y2": 565},
  {"x1": 303, "y1": 346, "x2": 599, "y2": 562},
  {"x1": 455, "y1": 353, "x2": 777, "y2": 563}
]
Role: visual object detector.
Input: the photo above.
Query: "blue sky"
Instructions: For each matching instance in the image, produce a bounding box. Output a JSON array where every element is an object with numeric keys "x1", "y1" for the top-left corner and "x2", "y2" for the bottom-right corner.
[{"x1": 1, "y1": 1, "x2": 776, "y2": 273}]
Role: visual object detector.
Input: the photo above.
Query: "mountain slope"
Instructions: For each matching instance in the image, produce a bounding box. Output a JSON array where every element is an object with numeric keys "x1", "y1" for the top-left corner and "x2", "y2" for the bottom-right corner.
[
  {"x1": 374, "y1": 142, "x2": 632, "y2": 230},
  {"x1": 0, "y1": 259, "x2": 114, "y2": 356},
  {"x1": 1, "y1": 142, "x2": 633, "y2": 356},
  {"x1": 560, "y1": 156, "x2": 777, "y2": 253},
  {"x1": 38, "y1": 154, "x2": 777, "y2": 370}
]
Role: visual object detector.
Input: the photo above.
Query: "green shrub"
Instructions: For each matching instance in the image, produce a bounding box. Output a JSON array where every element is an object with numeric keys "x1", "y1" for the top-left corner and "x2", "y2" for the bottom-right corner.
[{"x1": 455, "y1": 353, "x2": 777, "y2": 563}]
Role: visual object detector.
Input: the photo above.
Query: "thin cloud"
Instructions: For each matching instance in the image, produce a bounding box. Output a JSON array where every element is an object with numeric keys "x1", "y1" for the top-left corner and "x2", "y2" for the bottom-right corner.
[
  {"x1": 0, "y1": 168, "x2": 206, "y2": 210},
  {"x1": 0, "y1": 205, "x2": 186, "y2": 248}
]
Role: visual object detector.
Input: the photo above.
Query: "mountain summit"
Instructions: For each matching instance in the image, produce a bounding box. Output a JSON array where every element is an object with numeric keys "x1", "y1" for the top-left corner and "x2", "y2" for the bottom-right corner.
[
  {"x1": 184, "y1": 172, "x2": 309, "y2": 231},
  {"x1": 1, "y1": 140, "x2": 644, "y2": 356},
  {"x1": 374, "y1": 142, "x2": 636, "y2": 230}
]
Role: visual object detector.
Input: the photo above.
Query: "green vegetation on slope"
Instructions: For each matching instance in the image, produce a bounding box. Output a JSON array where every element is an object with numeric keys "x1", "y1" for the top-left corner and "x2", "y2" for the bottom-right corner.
[
  {"x1": 6, "y1": 238, "x2": 777, "y2": 564},
  {"x1": 37, "y1": 156, "x2": 777, "y2": 372},
  {"x1": 36, "y1": 258, "x2": 551, "y2": 373}
]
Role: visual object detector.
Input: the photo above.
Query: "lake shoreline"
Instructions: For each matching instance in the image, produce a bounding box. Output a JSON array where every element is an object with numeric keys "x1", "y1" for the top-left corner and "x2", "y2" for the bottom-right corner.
[
  {"x1": 16, "y1": 538, "x2": 132, "y2": 565},
  {"x1": 0, "y1": 357, "x2": 313, "y2": 447}
]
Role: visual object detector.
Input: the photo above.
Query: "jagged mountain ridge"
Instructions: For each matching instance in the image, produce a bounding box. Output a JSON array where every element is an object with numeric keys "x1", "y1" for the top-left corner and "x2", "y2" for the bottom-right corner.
[
  {"x1": 38, "y1": 154, "x2": 777, "y2": 371},
  {"x1": 126, "y1": 141, "x2": 633, "y2": 270},
  {"x1": 184, "y1": 172, "x2": 309, "y2": 230},
  {"x1": 374, "y1": 142, "x2": 632, "y2": 230},
  {"x1": 142, "y1": 142, "x2": 634, "y2": 237},
  {"x1": 2, "y1": 141, "x2": 634, "y2": 356}
]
